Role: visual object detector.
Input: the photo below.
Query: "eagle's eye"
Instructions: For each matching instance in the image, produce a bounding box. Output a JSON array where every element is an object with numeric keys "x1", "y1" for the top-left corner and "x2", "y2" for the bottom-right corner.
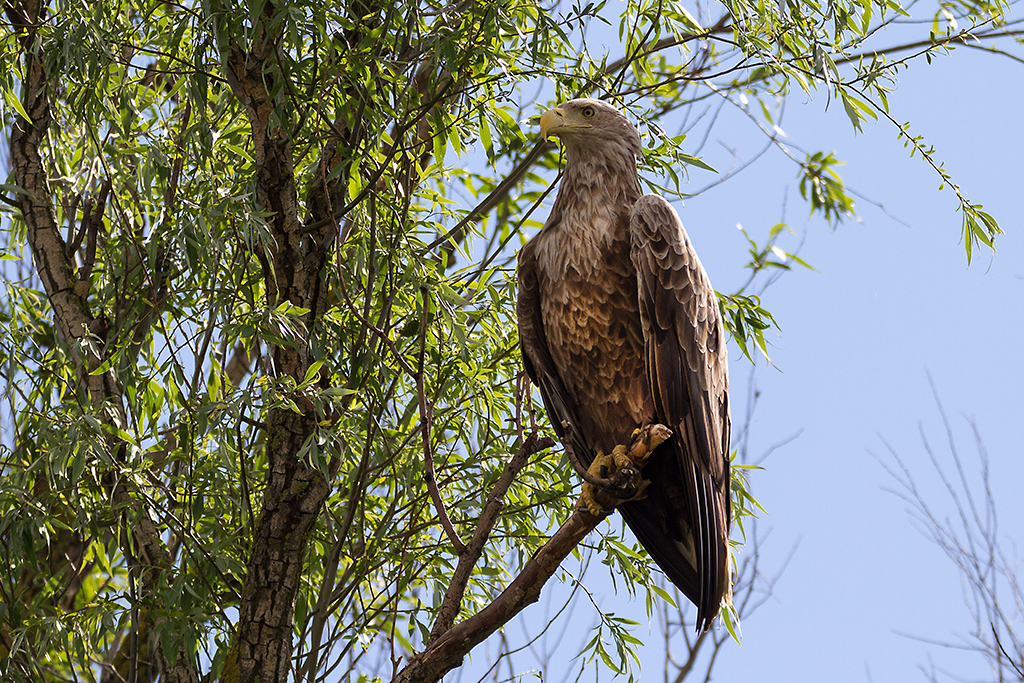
[{"x1": 581, "y1": 106, "x2": 596, "y2": 118}]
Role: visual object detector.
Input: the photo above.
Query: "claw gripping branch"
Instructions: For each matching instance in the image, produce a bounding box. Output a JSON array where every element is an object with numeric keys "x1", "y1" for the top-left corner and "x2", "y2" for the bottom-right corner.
[{"x1": 578, "y1": 423, "x2": 672, "y2": 517}]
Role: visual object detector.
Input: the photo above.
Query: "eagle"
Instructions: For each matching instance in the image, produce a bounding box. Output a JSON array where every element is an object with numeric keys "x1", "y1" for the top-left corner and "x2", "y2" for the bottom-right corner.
[{"x1": 516, "y1": 98, "x2": 732, "y2": 631}]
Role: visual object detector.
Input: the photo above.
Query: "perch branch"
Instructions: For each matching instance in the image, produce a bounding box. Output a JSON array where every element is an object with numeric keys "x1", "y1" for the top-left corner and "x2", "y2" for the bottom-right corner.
[
  {"x1": 394, "y1": 506, "x2": 607, "y2": 683},
  {"x1": 399, "y1": 427, "x2": 658, "y2": 682}
]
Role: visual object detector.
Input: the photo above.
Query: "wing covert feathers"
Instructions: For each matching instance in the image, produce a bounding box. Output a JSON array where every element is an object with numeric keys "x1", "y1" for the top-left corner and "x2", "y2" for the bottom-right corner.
[
  {"x1": 516, "y1": 239, "x2": 590, "y2": 463},
  {"x1": 630, "y1": 195, "x2": 732, "y2": 631}
]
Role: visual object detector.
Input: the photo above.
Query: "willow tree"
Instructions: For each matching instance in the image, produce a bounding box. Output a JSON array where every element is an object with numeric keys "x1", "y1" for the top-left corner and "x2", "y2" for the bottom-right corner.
[{"x1": 0, "y1": 0, "x2": 1015, "y2": 681}]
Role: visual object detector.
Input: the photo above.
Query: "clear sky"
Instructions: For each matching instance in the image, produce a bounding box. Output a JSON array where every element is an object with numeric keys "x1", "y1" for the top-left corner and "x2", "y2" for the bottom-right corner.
[
  {"x1": 677, "y1": 43, "x2": 1024, "y2": 683},
  {"x1": 458, "y1": 19, "x2": 1024, "y2": 683}
]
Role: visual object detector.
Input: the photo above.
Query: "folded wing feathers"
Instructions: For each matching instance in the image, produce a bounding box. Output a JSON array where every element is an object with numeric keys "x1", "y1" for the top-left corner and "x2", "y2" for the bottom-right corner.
[
  {"x1": 517, "y1": 239, "x2": 592, "y2": 463},
  {"x1": 631, "y1": 195, "x2": 731, "y2": 631}
]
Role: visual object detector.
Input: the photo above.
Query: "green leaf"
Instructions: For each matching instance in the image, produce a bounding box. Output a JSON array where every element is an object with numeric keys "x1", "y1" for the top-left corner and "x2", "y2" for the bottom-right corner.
[
  {"x1": 302, "y1": 360, "x2": 324, "y2": 386},
  {"x1": 650, "y1": 584, "x2": 677, "y2": 608},
  {"x1": 4, "y1": 86, "x2": 31, "y2": 122},
  {"x1": 679, "y1": 153, "x2": 717, "y2": 173}
]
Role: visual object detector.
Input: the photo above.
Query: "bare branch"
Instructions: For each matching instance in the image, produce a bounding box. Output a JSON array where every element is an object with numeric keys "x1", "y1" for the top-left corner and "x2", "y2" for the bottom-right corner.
[
  {"x1": 417, "y1": 285, "x2": 467, "y2": 555},
  {"x1": 878, "y1": 377, "x2": 1022, "y2": 683}
]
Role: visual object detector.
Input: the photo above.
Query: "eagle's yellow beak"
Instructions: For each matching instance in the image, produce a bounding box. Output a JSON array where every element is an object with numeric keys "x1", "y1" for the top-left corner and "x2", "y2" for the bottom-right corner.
[
  {"x1": 539, "y1": 106, "x2": 591, "y2": 139},
  {"x1": 539, "y1": 108, "x2": 563, "y2": 139}
]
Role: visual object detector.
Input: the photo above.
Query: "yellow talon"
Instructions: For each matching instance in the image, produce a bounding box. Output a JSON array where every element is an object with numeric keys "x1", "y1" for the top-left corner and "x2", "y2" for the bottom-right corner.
[
  {"x1": 575, "y1": 425, "x2": 671, "y2": 516},
  {"x1": 579, "y1": 480, "x2": 607, "y2": 517},
  {"x1": 612, "y1": 443, "x2": 631, "y2": 470},
  {"x1": 579, "y1": 450, "x2": 616, "y2": 515}
]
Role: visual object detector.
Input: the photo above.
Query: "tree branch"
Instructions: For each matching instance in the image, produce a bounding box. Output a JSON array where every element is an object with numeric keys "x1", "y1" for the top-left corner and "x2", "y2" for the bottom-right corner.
[
  {"x1": 8, "y1": 3, "x2": 196, "y2": 681},
  {"x1": 394, "y1": 506, "x2": 604, "y2": 683},
  {"x1": 401, "y1": 426, "x2": 659, "y2": 682},
  {"x1": 416, "y1": 286, "x2": 466, "y2": 555},
  {"x1": 217, "y1": 4, "x2": 343, "y2": 682},
  {"x1": 428, "y1": 432, "x2": 555, "y2": 642}
]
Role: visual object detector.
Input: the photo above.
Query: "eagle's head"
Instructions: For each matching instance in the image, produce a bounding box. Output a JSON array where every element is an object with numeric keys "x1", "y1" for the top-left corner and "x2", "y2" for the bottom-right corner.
[{"x1": 539, "y1": 98, "x2": 642, "y2": 160}]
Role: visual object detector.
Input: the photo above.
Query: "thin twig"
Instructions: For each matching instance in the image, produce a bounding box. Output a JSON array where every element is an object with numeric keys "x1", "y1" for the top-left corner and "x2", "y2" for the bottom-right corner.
[
  {"x1": 562, "y1": 441, "x2": 613, "y2": 491},
  {"x1": 992, "y1": 623, "x2": 1024, "y2": 678},
  {"x1": 416, "y1": 285, "x2": 466, "y2": 555}
]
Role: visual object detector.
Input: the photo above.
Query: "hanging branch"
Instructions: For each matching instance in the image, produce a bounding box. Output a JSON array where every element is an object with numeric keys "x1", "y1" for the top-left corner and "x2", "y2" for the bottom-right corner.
[
  {"x1": 428, "y1": 431, "x2": 555, "y2": 643},
  {"x1": 416, "y1": 285, "x2": 466, "y2": 555}
]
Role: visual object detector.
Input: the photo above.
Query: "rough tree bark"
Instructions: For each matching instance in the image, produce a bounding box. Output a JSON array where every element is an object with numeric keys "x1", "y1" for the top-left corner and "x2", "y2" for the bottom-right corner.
[{"x1": 215, "y1": 7, "x2": 341, "y2": 682}]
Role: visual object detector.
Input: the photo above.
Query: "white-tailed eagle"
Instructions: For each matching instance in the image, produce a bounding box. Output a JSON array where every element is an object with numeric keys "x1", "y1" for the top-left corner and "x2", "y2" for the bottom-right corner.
[{"x1": 516, "y1": 98, "x2": 732, "y2": 631}]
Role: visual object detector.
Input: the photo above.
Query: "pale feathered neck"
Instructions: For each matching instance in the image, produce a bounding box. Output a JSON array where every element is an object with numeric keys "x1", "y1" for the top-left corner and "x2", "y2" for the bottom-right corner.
[{"x1": 553, "y1": 136, "x2": 643, "y2": 217}]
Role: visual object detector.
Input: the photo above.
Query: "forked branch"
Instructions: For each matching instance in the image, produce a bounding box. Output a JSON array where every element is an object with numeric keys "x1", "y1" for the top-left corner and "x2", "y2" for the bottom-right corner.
[{"x1": 402, "y1": 428, "x2": 654, "y2": 683}]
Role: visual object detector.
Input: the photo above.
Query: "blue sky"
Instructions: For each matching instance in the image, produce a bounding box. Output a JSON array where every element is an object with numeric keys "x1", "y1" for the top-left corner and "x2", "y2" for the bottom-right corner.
[
  {"x1": 682, "y1": 43, "x2": 1024, "y2": 682},
  {"x1": 455, "y1": 20, "x2": 1024, "y2": 683}
]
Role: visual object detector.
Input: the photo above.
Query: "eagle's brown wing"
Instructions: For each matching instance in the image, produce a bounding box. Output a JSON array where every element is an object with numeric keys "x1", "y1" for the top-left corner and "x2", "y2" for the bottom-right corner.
[
  {"x1": 516, "y1": 236, "x2": 591, "y2": 464},
  {"x1": 629, "y1": 194, "x2": 732, "y2": 631}
]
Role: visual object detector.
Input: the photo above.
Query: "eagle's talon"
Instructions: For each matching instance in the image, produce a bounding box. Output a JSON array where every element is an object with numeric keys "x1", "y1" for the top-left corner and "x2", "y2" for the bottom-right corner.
[
  {"x1": 579, "y1": 481, "x2": 612, "y2": 517},
  {"x1": 612, "y1": 464, "x2": 639, "y2": 499},
  {"x1": 576, "y1": 441, "x2": 657, "y2": 515},
  {"x1": 611, "y1": 443, "x2": 632, "y2": 470}
]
